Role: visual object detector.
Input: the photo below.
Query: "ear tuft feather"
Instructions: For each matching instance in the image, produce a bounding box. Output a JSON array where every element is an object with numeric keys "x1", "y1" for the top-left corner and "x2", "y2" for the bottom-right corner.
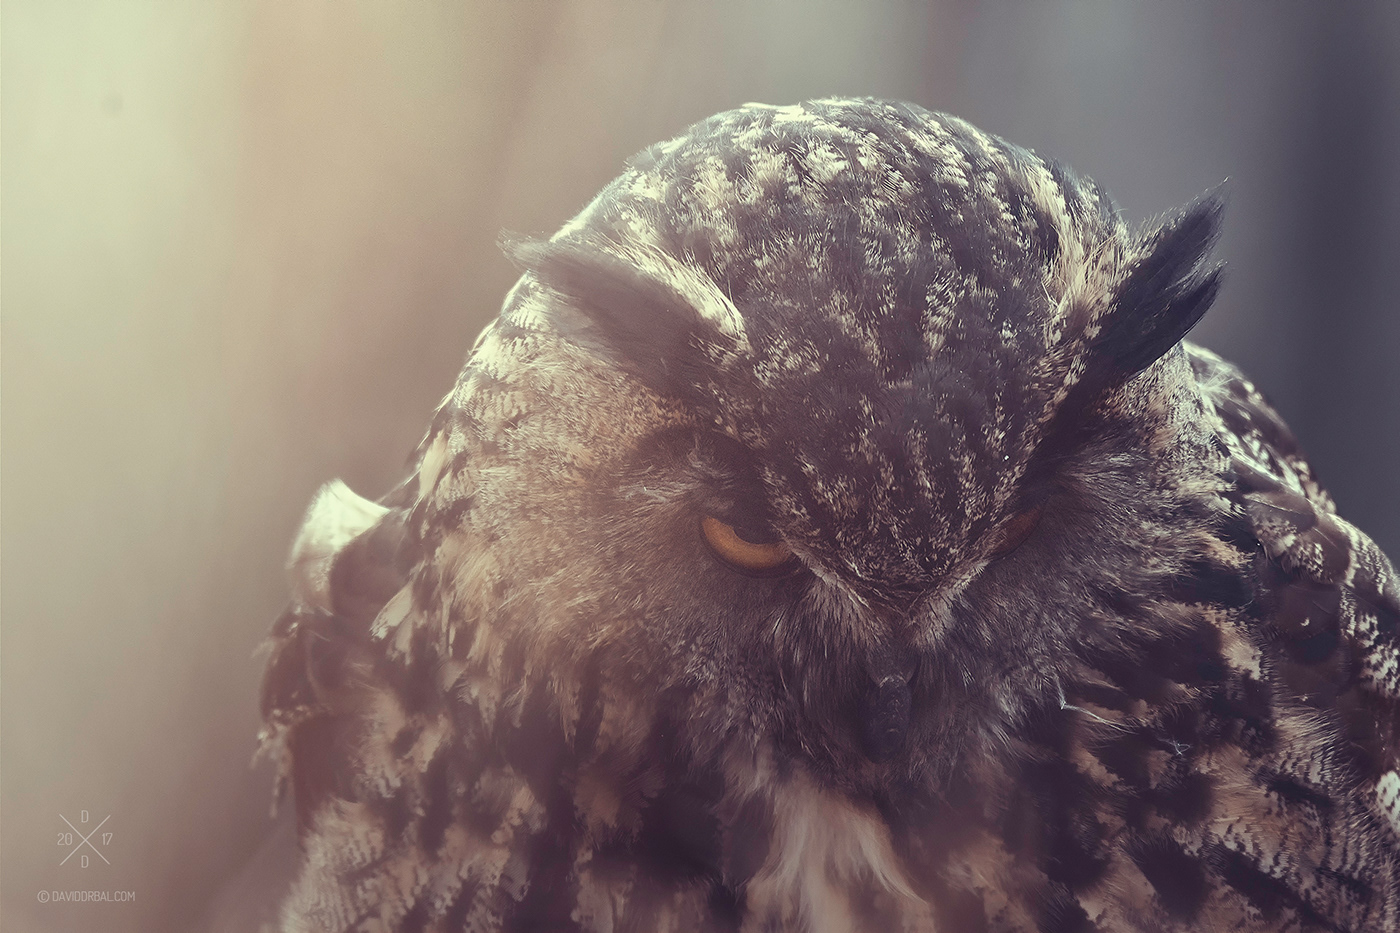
[
  {"x1": 1027, "y1": 189, "x2": 1227, "y2": 471},
  {"x1": 501, "y1": 235, "x2": 741, "y2": 403},
  {"x1": 1093, "y1": 187, "x2": 1227, "y2": 379}
]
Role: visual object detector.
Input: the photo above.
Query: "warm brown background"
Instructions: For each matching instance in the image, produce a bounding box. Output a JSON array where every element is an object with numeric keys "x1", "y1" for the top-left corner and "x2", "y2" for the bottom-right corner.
[{"x1": 3, "y1": 3, "x2": 1398, "y2": 931}]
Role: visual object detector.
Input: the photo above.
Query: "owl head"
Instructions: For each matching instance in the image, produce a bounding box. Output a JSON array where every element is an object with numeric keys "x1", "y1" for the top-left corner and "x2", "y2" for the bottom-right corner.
[{"x1": 287, "y1": 97, "x2": 1225, "y2": 796}]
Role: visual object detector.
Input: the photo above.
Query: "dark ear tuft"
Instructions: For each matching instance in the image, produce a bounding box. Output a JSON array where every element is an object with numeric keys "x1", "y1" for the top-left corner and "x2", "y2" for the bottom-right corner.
[
  {"x1": 1028, "y1": 190, "x2": 1225, "y2": 471},
  {"x1": 501, "y1": 235, "x2": 733, "y2": 402},
  {"x1": 1094, "y1": 188, "x2": 1226, "y2": 379}
]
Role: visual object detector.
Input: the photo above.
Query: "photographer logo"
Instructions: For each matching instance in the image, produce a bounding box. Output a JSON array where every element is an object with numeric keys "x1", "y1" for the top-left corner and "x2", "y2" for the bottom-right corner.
[{"x1": 56, "y1": 810, "x2": 111, "y2": 868}]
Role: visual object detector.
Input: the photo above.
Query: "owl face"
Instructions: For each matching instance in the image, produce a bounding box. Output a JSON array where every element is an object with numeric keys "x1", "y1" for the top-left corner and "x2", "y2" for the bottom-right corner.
[{"x1": 404, "y1": 98, "x2": 1224, "y2": 781}]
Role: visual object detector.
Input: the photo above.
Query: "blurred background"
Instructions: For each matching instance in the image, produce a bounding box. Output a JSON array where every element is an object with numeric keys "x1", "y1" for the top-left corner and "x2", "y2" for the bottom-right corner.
[{"x1": 3, "y1": 2, "x2": 1398, "y2": 930}]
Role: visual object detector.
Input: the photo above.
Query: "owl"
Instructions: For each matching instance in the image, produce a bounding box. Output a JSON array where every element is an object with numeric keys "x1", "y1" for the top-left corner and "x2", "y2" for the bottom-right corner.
[{"x1": 259, "y1": 98, "x2": 1400, "y2": 932}]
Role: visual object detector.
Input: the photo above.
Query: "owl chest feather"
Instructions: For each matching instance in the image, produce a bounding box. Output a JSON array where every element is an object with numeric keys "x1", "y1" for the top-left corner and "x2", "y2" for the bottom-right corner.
[{"x1": 714, "y1": 760, "x2": 927, "y2": 933}]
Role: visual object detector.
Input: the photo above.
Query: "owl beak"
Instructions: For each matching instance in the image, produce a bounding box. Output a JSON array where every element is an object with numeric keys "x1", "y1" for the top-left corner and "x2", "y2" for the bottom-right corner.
[
  {"x1": 858, "y1": 646, "x2": 919, "y2": 762},
  {"x1": 861, "y1": 672, "x2": 912, "y2": 762}
]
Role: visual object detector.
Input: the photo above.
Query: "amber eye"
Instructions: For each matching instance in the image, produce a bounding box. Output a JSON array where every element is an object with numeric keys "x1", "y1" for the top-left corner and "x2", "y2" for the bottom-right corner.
[
  {"x1": 699, "y1": 516, "x2": 795, "y2": 574},
  {"x1": 986, "y1": 506, "x2": 1043, "y2": 558}
]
